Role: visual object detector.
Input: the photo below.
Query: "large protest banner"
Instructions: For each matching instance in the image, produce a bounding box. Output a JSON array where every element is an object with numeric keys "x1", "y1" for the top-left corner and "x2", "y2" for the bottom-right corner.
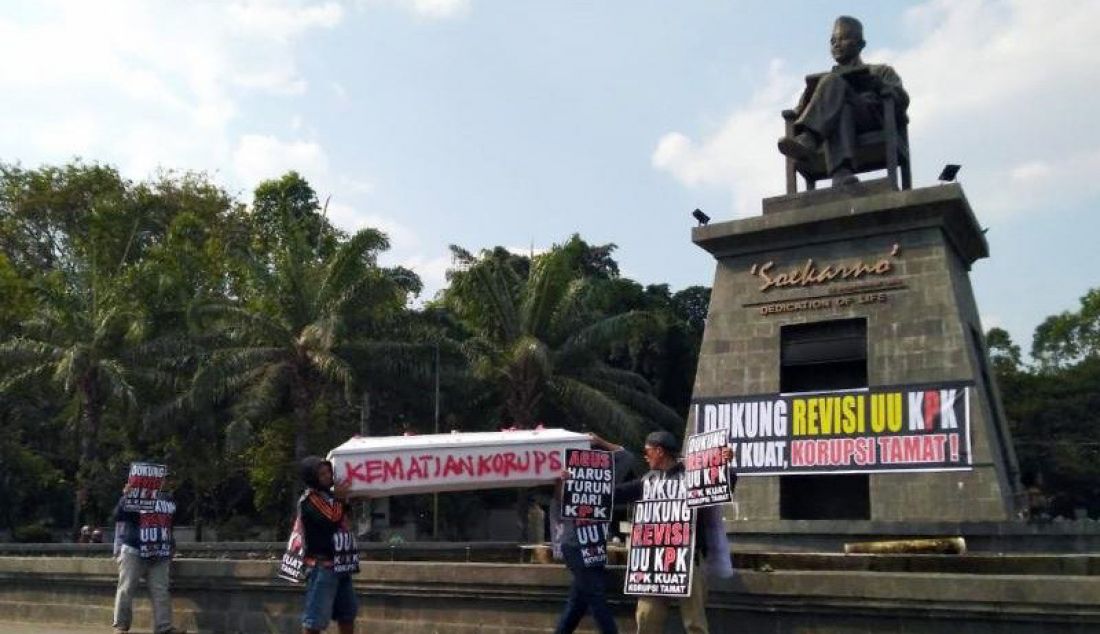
[
  {"x1": 561, "y1": 449, "x2": 614, "y2": 522},
  {"x1": 692, "y1": 381, "x2": 972, "y2": 476},
  {"x1": 684, "y1": 430, "x2": 733, "y2": 508},
  {"x1": 328, "y1": 429, "x2": 589, "y2": 497},
  {"x1": 124, "y1": 462, "x2": 166, "y2": 512},
  {"x1": 624, "y1": 474, "x2": 696, "y2": 598}
]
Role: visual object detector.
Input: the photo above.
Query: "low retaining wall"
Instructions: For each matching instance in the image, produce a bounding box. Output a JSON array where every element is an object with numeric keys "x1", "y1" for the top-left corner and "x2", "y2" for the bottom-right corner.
[
  {"x1": 726, "y1": 519, "x2": 1100, "y2": 553},
  {"x1": 2, "y1": 555, "x2": 1099, "y2": 633}
]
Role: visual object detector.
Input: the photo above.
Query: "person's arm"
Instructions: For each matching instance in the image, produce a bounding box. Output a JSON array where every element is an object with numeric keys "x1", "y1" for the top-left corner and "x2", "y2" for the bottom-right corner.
[
  {"x1": 615, "y1": 478, "x2": 643, "y2": 504},
  {"x1": 588, "y1": 432, "x2": 622, "y2": 453},
  {"x1": 112, "y1": 494, "x2": 137, "y2": 557}
]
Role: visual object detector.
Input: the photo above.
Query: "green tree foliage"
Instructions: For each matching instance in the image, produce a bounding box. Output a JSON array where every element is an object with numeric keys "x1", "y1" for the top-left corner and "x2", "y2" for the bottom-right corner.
[
  {"x1": 990, "y1": 296, "x2": 1100, "y2": 517},
  {"x1": 1032, "y1": 289, "x2": 1100, "y2": 370},
  {"x1": 442, "y1": 238, "x2": 683, "y2": 445}
]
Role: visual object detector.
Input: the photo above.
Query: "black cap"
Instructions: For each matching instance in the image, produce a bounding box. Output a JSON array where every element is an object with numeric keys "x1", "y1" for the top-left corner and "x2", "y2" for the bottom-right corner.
[{"x1": 645, "y1": 430, "x2": 680, "y2": 454}]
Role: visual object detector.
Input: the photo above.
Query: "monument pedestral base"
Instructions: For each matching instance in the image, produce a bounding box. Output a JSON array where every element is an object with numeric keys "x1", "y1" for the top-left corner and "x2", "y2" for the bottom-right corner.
[{"x1": 690, "y1": 183, "x2": 1020, "y2": 525}]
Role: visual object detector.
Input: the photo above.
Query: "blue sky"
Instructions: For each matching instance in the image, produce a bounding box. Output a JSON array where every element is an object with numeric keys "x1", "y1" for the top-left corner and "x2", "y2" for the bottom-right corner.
[{"x1": 1, "y1": 0, "x2": 1097, "y2": 354}]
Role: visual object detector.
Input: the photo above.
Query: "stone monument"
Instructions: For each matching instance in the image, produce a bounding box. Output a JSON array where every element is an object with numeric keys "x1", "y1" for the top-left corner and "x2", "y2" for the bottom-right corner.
[{"x1": 688, "y1": 17, "x2": 1021, "y2": 533}]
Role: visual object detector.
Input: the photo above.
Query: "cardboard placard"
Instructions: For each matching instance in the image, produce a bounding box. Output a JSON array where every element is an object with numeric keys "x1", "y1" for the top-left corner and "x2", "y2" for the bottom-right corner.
[
  {"x1": 137, "y1": 497, "x2": 174, "y2": 559},
  {"x1": 123, "y1": 462, "x2": 166, "y2": 512},
  {"x1": 277, "y1": 516, "x2": 306, "y2": 583},
  {"x1": 560, "y1": 449, "x2": 614, "y2": 522},
  {"x1": 576, "y1": 521, "x2": 609, "y2": 567},
  {"x1": 623, "y1": 473, "x2": 696, "y2": 597},
  {"x1": 684, "y1": 430, "x2": 733, "y2": 508}
]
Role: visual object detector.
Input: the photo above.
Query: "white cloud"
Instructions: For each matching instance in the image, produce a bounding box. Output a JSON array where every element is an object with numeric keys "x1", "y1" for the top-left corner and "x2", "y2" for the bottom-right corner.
[
  {"x1": 653, "y1": 0, "x2": 1100, "y2": 219},
  {"x1": 410, "y1": 0, "x2": 470, "y2": 19},
  {"x1": 233, "y1": 134, "x2": 331, "y2": 188},
  {"x1": 358, "y1": 0, "x2": 470, "y2": 19},
  {"x1": 0, "y1": 0, "x2": 343, "y2": 186},
  {"x1": 227, "y1": 1, "x2": 344, "y2": 40}
]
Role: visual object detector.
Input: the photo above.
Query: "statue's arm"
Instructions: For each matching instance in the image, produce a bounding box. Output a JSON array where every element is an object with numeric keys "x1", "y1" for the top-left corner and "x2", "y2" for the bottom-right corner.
[{"x1": 878, "y1": 65, "x2": 909, "y2": 111}]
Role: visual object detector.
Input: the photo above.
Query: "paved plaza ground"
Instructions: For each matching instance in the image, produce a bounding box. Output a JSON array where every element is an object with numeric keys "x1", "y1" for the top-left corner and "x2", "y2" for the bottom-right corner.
[{"x1": 0, "y1": 623, "x2": 109, "y2": 633}]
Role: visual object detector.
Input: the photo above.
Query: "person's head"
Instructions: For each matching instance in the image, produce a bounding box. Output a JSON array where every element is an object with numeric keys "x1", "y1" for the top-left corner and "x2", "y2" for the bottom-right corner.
[
  {"x1": 300, "y1": 455, "x2": 334, "y2": 490},
  {"x1": 643, "y1": 431, "x2": 680, "y2": 470},
  {"x1": 90, "y1": 528, "x2": 104, "y2": 543},
  {"x1": 831, "y1": 16, "x2": 865, "y2": 65}
]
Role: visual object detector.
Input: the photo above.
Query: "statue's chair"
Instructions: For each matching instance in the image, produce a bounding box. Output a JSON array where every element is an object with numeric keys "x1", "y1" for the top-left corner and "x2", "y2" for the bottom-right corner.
[{"x1": 781, "y1": 77, "x2": 912, "y2": 194}]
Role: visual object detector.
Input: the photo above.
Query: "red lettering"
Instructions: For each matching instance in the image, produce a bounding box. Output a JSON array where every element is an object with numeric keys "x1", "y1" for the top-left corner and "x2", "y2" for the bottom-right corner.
[
  {"x1": 366, "y1": 459, "x2": 384, "y2": 483},
  {"x1": 344, "y1": 462, "x2": 366, "y2": 482},
  {"x1": 383, "y1": 457, "x2": 404, "y2": 482},
  {"x1": 923, "y1": 390, "x2": 940, "y2": 431},
  {"x1": 513, "y1": 451, "x2": 530, "y2": 473},
  {"x1": 662, "y1": 547, "x2": 678, "y2": 570},
  {"x1": 534, "y1": 450, "x2": 548, "y2": 474},
  {"x1": 477, "y1": 455, "x2": 493, "y2": 476},
  {"x1": 549, "y1": 451, "x2": 562, "y2": 471},
  {"x1": 407, "y1": 457, "x2": 424, "y2": 480}
]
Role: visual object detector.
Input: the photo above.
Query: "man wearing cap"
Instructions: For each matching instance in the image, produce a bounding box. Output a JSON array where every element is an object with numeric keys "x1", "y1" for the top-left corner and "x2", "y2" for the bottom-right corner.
[
  {"x1": 616, "y1": 431, "x2": 735, "y2": 634},
  {"x1": 298, "y1": 455, "x2": 359, "y2": 634}
]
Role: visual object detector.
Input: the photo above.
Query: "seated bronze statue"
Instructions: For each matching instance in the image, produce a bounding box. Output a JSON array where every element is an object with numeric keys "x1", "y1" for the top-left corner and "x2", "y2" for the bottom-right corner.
[{"x1": 777, "y1": 16, "x2": 909, "y2": 187}]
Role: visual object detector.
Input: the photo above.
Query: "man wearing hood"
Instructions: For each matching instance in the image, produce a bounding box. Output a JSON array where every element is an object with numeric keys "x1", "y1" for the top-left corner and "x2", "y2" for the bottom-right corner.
[{"x1": 298, "y1": 455, "x2": 359, "y2": 634}]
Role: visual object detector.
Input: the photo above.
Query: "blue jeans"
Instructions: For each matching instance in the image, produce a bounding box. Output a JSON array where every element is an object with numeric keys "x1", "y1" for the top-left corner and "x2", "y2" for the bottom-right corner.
[
  {"x1": 554, "y1": 549, "x2": 618, "y2": 634},
  {"x1": 301, "y1": 565, "x2": 358, "y2": 630}
]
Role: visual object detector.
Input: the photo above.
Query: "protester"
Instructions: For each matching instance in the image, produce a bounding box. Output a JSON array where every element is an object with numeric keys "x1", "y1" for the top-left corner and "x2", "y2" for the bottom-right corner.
[
  {"x1": 298, "y1": 456, "x2": 360, "y2": 634},
  {"x1": 551, "y1": 433, "x2": 630, "y2": 634},
  {"x1": 616, "y1": 430, "x2": 735, "y2": 634},
  {"x1": 112, "y1": 473, "x2": 186, "y2": 634},
  {"x1": 77, "y1": 524, "x2": 92, "y2": 543}
]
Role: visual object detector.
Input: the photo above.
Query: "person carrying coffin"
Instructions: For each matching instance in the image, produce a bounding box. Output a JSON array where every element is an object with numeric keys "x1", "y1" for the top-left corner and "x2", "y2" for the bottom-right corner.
[
  {"x1": 298, "y1": 455, "x2": 360, "y2": 634},
  {"x1": 551, "y1": 433, "x2": 636, "y2": 634}
]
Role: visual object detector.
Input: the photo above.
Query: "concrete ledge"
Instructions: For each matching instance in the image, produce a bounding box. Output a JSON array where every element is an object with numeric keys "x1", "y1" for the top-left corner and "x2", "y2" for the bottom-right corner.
[{"x1": 2, "y1": 556, "x2": 1099, "y2": 633}]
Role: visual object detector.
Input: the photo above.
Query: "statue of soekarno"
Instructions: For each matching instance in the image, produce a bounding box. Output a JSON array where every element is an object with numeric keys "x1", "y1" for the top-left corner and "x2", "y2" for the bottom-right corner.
[{"x1": 777, "y1": 16, "x2": 909, "y2": 186}]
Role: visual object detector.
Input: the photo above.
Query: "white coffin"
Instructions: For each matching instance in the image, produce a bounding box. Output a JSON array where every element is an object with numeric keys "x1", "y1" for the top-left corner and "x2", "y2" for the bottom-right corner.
[{"x1": 327, "y1": 429, "x2": 590, "y2": 497}]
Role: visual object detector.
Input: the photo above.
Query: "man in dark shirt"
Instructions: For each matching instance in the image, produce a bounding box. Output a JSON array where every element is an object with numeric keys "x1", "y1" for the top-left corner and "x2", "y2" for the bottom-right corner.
[
  {"x1": 298, "y1": 456, "x2": 359, "y2": 634},
  {"x1": 111, "y1": 476, "x2": 186, "y2": 634},
  {"x1": 551, "y1": 433, "x2": 632, "y2": 634},
  {"x1": 616, "y1": 431, "x2": 734, "y2": 634}
]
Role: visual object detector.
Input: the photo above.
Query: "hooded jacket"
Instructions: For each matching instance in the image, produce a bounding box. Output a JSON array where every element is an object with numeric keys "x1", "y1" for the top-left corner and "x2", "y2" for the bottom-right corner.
[{"x1": 298, "y1": 456, "x2": 346, "y2": 562}]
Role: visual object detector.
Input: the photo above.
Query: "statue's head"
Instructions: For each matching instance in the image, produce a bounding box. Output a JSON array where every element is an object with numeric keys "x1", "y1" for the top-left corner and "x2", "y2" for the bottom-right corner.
[{"x1": 831, "y1": 16, "x2": 865, "y2": 65}]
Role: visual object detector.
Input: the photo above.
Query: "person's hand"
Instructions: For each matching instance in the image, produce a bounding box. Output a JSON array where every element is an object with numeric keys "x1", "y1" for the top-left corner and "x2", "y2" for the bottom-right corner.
[
  {"x1": 559, "y1": 468, "x2": 571, "y2": 480},
  {"x1": 122, "y1": 483, "x2": 133, "y2": 495},
  {"x1": 721, "y1": 446, "x2": 734, "y2": 464},
  {"x1": 333, "y1": 479, "x2": 353, "y2": 500}
]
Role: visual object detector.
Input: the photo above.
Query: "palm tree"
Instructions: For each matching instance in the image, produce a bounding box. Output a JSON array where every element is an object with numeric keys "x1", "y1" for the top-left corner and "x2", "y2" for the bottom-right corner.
[
  {"x1": 0, "y1": 276, "x2": 142, "y2": 526},
  {"x1": 444, "y1": 244, "x2": 683, "y2": 446},
  {"x1": 184, "y1": 222, "x2": 419, "y2": 459}
]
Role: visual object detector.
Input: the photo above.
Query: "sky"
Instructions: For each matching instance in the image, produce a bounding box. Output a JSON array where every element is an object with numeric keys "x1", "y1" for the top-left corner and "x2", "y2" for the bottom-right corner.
[{"x1": 1, "y1": 0, "x2": 1097, "y2": 354}]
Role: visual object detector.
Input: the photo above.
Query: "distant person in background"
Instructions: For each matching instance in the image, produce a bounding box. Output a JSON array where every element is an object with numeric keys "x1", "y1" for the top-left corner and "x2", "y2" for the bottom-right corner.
[
  {"x1": 112, "y1": 474, "x2": 186, "y2": 634},
  {"x1": 90, "y1": 528, "x2": 105, "y2": 543},
  {"x1": 298, "y1": 456, "x2": 359, "y2": 634},
  {"x1": 77, "y1": 525, "x2": 92, "y2": 543}
]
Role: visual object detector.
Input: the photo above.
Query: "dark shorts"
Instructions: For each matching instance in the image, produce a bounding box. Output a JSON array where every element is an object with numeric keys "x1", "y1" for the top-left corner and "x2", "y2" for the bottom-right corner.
[{"x1": 301, "y1": 565, "x2": 358, "y2": 629}]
